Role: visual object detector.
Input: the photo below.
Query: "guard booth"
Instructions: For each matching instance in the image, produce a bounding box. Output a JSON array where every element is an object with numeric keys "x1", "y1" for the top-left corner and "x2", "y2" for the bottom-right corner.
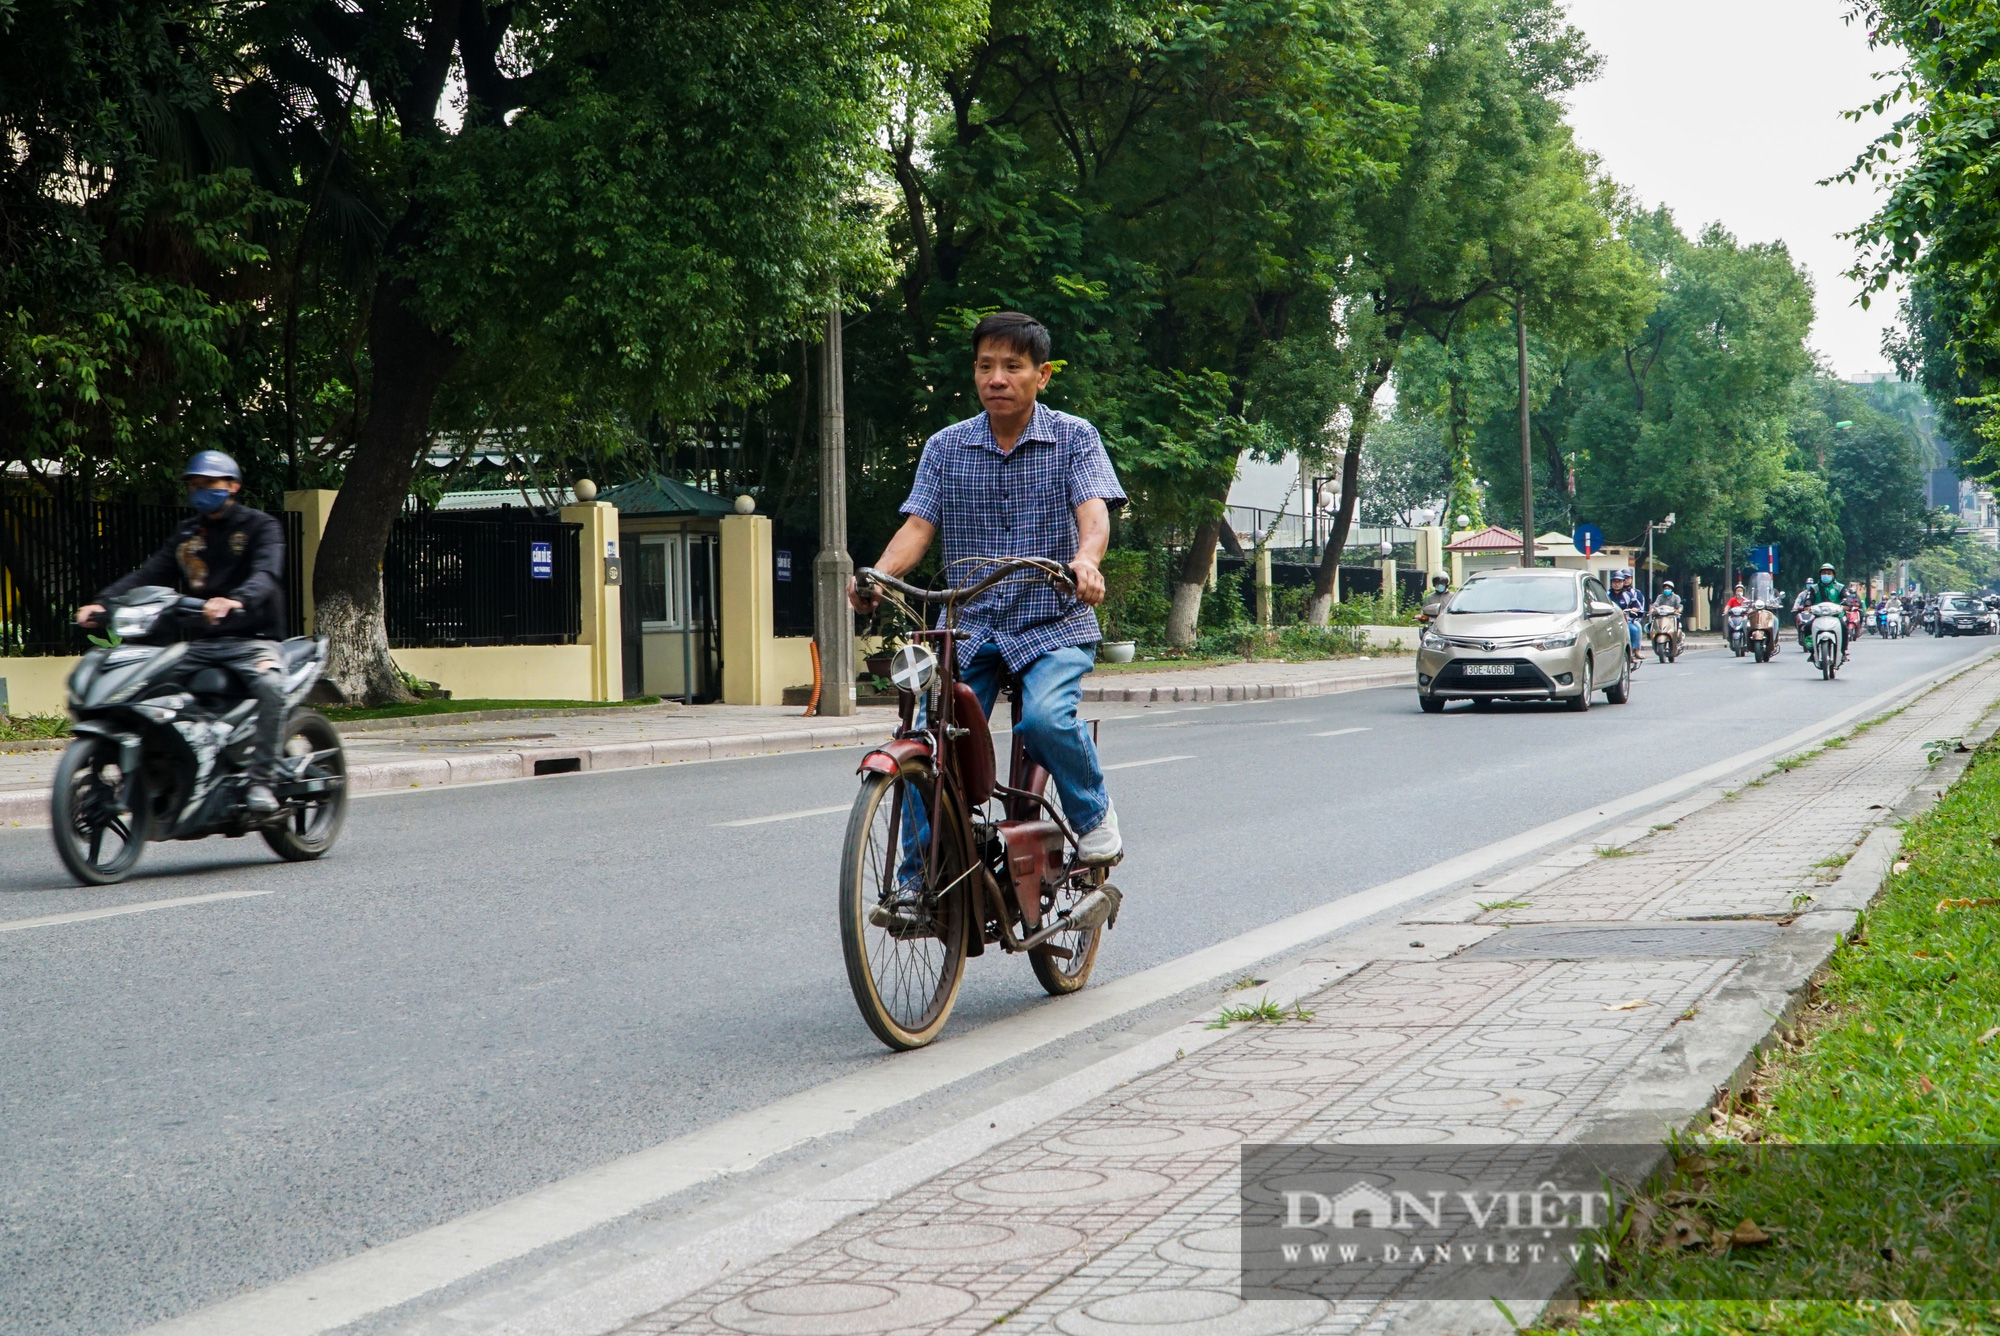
[{"x1": 600, "y1": 476, "x2": 734, "y2": 701}]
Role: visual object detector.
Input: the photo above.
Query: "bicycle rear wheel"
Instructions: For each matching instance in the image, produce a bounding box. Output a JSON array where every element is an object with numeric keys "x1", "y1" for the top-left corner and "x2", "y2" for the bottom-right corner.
[
  {"x1": 839, "y1": 770, "x2": 970, "y2": 1050},
  {"x1": 1026, "y1": 773, "x2": 1104, "y2": 996}
]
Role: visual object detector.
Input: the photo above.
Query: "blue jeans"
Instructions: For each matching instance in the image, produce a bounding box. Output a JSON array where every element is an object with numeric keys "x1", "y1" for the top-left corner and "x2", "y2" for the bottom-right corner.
[
  {"x1": 896, "y1": 644, "x2": 1111, "y2": 888},
  {"x1": 1626, "y1": 617, "x2": 1642, "y2": 652}
]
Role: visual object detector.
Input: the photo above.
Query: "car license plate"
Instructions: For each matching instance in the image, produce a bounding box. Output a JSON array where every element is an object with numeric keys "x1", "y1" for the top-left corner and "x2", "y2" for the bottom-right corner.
[{"x1": 1462, "y1": 663, "x2": 1513, "y2": 677}]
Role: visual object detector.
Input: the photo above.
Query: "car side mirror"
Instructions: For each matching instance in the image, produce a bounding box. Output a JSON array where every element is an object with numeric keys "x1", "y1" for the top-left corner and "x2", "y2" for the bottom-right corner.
[{"x1": 1590, "y1": 601, "x2": 1617, "y2": 618}]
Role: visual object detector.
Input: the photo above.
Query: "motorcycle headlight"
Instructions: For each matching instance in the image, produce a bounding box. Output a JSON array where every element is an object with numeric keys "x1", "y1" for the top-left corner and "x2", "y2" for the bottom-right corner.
[
  {"x1": 110, "y1": 604, "x2": 162, "y2": 637},
  {"x1": 1537, "y1": 631, "x2": 1577, "y2": 650},
  {"x1": 1421, "y1": 631, "x2": 1448, "y2": 651}
]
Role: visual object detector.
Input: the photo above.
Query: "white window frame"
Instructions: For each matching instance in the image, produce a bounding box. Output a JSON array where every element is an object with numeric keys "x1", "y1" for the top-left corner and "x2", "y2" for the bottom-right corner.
[{"x1": 638, "y1": 533, "x2": 688, "y2": 633}]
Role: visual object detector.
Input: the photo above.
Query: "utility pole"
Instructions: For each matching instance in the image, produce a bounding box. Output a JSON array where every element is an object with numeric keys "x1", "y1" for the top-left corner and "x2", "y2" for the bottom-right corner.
[
  {"x1": 1516, "y1": 293, "x2": 1534, "y2": 568},
  {"x1": 814, "y1": 302, "x2": 856, "y2": 716}
]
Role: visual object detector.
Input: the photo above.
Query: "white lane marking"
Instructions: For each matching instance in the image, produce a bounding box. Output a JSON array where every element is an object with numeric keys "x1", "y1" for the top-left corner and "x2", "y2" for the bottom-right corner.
[
  {"x1": 1101, "y1": 755, "x2": 1193, "y2": 772},
  {"x1": 0, "y1": 889, "x2": 272, "y2": 933},
  {"x1": 1312, "y1": 727, "x2": 1371, "y2": 738},
  {"x1": 134, "y1": 648, "x2": 1999, "y2": 1336},
  {"x1": 713, "y1": 805, "x2": 850, "y2": 828}
]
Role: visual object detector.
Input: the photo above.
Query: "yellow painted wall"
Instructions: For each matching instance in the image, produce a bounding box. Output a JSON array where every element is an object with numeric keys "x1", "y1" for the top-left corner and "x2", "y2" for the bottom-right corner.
[
  {"x1": 560, "y1": 501, "x2": 622, "y2": 701},
  {"x1": 1, "y1": 656, "x2": 80, "y2": 716},
  {"x1": 719, "y1": 513, "x2": 773, "y2": 705},
  {"x1": 391, "y1": 645, "x2": 596, "y2": 701},
  {"x1": 767, "y1": 636, "x2": 815, "y2": 701},
  {"x1": 283, "y1": 489, "x2": 338, "y2": 633}
]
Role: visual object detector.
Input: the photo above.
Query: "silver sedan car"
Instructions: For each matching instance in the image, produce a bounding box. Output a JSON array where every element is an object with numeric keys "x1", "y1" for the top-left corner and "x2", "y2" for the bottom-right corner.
[{"x1": 1416, "y1": 567, "x2": 1633, "y2": 713}]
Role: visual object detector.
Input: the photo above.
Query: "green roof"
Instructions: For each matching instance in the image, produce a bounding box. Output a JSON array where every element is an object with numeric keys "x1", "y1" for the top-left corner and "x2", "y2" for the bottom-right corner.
[{"x1": 596, "y1": 475, "x2": 737, "y2": 518}]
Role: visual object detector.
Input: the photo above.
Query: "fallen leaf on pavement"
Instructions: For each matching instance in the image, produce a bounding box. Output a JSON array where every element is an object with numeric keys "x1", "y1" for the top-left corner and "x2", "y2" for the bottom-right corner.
[
  {"x1": 1606, "y1": 999, "x2": 1653, "y2": 1011},
  {"x1": 1730, "y1": 1219, "x2": 1772, "y2": 1245}
]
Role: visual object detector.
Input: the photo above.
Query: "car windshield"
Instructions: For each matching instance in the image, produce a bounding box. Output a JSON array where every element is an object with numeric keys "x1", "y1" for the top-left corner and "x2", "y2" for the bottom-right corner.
[
  {"x1": 1447, "y1": 577, "x2": 1577, "y2": 615},
  {"x1": 1945, "y1": 597, "x2": 1981, "y2": 612}
]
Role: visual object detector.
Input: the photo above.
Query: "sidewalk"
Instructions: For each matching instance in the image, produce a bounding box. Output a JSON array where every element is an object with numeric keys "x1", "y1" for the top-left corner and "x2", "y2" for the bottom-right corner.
[
  {"x1": 502, "y1": 654, "x2": 2000, "y2": 1336},
  {"x1": 0, "y1": 656, "x2": 1426, "y2": 822}
]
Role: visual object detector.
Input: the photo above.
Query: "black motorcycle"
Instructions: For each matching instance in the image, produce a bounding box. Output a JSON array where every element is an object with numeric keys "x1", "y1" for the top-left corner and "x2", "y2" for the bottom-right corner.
[{"x1": 57, "y1": 587, "x2": 347, "y2": 885}]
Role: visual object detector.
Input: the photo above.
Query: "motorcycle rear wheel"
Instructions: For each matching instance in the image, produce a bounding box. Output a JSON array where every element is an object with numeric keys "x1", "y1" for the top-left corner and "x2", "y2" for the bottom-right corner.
[
  {"x1": 839, "y1": 770, "x2": 971, "y2": 1050},
  {"x1": 51, "y1": 736, "x2": 150, "y2": 886},
  {"x1": 262, "y1": 710, "x2": 347, "y2": 862}
]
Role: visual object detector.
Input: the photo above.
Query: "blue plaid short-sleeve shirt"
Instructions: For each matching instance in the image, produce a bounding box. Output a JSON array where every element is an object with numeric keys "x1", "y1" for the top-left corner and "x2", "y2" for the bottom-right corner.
[{"x1": 900, "y1": 402, "x2": 1127, "y2": 671}]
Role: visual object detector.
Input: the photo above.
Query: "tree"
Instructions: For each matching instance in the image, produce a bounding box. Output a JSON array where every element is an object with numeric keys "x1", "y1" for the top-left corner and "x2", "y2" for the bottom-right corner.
[
  {"x1": 1358, "y1": 417, "x2": 1451, "y2": 525},
  {"x1": 206, "y1": 0, "x2": 973, "y2": 701},
  {"x1": 886, "y1": 0, "x2": 1411, "y2": 644},
  {"x1": 0, "y1": 0, "x2": 281, "y2": 487},
  {"x1": 1302, "y1": 0, "x2": 1601, "y2": 620}
]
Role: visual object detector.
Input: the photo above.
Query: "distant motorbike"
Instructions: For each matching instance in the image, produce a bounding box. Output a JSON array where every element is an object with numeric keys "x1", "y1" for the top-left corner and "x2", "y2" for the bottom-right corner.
[
  {"x1": 1747, "y1": 601, "x2": 1778, "y2": 663},
  {"x1": 58, "y1": 586, "x2": 347, "y2": 885},
  {"x1": 1882, "y1": 605, "x2": 1904, "y2": 640},
  {"x1": 1725, "y1": 604, "x2": 1750, "y2": 656},
  {"x1": 1649, "y1": 607, "x2": 1683, "y2": 664},
  {"x1": 1811, "y1": 601, "x2": 1845, "y2": 681}
]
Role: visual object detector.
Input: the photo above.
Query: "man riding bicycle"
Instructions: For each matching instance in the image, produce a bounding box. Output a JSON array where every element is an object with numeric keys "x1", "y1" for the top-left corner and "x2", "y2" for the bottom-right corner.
[
  {"x1": 75, "y1": 451, "x2": 288, "y2": 813},
  {"x1": 850, "y1": 311, "x2": 1127, "y2": 865}
]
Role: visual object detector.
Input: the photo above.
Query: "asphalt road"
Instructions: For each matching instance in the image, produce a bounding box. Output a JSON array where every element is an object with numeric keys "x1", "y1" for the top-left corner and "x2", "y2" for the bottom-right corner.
[{"x1": 0, "y1": 631, "x2": 1988, "y2": 1334}]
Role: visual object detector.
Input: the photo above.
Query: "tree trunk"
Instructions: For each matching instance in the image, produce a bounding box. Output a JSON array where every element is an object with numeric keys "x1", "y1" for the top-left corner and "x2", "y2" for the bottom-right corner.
[
  {"x1": 1308, "y1": 355, "x2": 1394, "y2": 624},
  {"x1": 1516, "y1": 294, "x2": 1533, "y2": 567},
  {"x1": 1167, "y1": 517, "x2": 1223, "y2": 647},
  {"x1": 313, "y1": 276, "x2": 461, "y2": 704}
]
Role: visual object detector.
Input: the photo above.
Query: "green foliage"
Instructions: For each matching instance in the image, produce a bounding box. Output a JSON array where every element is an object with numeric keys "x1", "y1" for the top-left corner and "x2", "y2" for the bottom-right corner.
[
  {"x1": 1911, "y1": 534, "x2": 2000, "y2": 595},
  {"x1": 1096, "y1": 546, "x2": 1167, "y2": 643}
]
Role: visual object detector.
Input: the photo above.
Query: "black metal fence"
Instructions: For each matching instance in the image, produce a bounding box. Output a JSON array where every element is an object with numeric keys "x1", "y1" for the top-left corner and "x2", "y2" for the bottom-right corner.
[
  {"x1": 0, "y1": 493, "x2": 304, "y2": 655},
  {"x1": 384, "y1": 510, "x2": 582, "y2": 647}
]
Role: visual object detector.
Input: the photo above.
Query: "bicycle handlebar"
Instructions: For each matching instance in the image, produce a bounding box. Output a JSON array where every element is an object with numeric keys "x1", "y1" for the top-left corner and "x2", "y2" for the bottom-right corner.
[{"x1": 856, "y1": 556, "x2": 1077, "y2": 608}]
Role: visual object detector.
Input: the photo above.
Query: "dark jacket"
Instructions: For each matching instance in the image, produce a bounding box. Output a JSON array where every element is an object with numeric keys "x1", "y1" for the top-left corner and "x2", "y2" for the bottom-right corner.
[{"x1": 100, "y1": 502, "x2": 287, "y2": 639}]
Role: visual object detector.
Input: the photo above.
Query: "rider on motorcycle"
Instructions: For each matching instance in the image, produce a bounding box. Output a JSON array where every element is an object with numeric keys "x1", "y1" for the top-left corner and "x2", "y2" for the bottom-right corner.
[
  {"x1": 75, "y1": 451, "x2": 288, "y2": 814},
  {"x1": 850, "y1": 311, "x2": 1127, "y2": 865},
  {"x1": 1724, "y1": 583, "x2": 1748, "y2": 614},
  {"x1": 1610, "y1": 571, "x2": 1646, "y2": 663},
  {"x1": 1798, "y1": 563, "x2": 1849, "y2": 661},
  {"x1": 1418, "y1": 573, "x2": 1452, "y2": 623}
]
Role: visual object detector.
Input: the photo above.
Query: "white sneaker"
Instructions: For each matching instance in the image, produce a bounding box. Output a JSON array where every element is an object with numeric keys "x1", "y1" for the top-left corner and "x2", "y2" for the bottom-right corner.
[{"x1": 1077, "y1": 805, "x2": 1123, "y2": 866}]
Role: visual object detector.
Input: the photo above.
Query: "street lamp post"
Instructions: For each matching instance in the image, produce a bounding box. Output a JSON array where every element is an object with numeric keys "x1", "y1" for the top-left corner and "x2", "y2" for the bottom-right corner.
[{"x1": 814, "y1": 302, "x2": 856, "y2": 716}]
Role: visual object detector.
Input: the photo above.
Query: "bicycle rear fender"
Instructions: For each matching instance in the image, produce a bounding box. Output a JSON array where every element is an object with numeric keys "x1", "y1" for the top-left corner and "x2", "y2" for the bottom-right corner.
[{"x1": 858, "y1": 736, "x2": 934, "y2": 777}]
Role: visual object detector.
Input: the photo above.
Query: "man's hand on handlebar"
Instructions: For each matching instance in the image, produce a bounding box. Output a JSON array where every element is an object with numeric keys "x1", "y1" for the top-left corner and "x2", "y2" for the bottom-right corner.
[
  {"x1": 847, "y1": 574, "x2": 882, "y2": 614},
  {"x1": 203, "y1": 596, "x2": 243, "y2": 624},
  {"x1": 75, "y1": 603, "x2": 105, "y2": 628},
  {"x1": 1068, "y1": 557, "x2": 1104, "y2": 606}
]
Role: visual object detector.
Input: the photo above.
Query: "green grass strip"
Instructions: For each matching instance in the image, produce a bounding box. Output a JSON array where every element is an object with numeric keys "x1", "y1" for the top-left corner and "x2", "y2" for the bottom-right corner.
[{"x1": 1542, "y1": 738, "x2": 2000, "y2": 1335}]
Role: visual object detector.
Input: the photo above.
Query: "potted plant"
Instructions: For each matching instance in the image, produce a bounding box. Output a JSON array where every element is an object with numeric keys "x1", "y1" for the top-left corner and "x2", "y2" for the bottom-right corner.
[{"x1": 1096, "y1": 549, "x2": 1146, "y2": 662}]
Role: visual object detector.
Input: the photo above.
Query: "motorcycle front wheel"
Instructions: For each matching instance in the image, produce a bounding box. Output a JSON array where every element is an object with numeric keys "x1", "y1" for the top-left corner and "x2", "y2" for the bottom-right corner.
[
  {"x1": 839, "y1": 770, "x2": 971, "y2": 1050},
  {"x1": 263, "y1": 710, "x2": 347, "y2": 862},
  {"x1": 51, "y1": 736, "x2": 151, "y2": 886}
]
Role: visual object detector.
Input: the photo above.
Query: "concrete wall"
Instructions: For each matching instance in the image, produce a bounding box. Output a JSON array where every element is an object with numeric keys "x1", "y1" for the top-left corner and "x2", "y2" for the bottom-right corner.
[
  {"x1": 391, "y1": 645, "x2": 597, "y2": 702},
  {"x1": 0, "y1": 656, "x2": 79, "y2": 717},
  {"x1": 560, "y1": 501, "x2": 622, "y2": 701}
]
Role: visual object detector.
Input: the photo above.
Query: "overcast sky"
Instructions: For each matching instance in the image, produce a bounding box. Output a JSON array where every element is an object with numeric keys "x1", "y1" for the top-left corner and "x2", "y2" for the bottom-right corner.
[{"x1": 1560, "y1": 0, "x2": 1904, "y2": 379}]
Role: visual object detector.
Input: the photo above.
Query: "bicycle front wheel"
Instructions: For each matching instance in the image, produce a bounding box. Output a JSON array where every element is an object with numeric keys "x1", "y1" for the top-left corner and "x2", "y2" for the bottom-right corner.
[{"x1": 839, "y1": 770, "x2": 971, "y2": 1050}]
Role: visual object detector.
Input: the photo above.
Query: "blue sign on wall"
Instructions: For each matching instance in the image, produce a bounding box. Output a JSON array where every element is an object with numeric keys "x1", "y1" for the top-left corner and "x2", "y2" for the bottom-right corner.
[
  {"x1": 530, "y1": 541, "x2": 552, "y2": 580},
  {"x1": 1750, "y1": 544, "x2": 1779, "y2": 574},
  {"x1": 1572, "y1": 524, "x2": 1603, "y2": 556},
  {"x1": 776, "y1": 550, "x2": 792, "y2": 583}
]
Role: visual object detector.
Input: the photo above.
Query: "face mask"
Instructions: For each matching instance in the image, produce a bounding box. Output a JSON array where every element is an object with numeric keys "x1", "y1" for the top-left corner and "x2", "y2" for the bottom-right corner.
[{"x1": 189, "y1": 486, "x2": 232, "y2": 514}]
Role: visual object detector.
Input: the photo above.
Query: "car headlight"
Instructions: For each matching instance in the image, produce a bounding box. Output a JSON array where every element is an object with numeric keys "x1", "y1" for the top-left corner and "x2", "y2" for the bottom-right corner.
[
  {"x1": 1536, "y1": 632, "x2": 1577, "y2": 650},
  {"x1": 1421, "y1": 631, "x2": 1448, "y2": 651}
]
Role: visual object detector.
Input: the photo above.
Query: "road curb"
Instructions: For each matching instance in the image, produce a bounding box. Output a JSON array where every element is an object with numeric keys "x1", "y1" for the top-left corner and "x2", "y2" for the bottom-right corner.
[{"x1": 0, "y1": 721, "x2": 892, "y2": 827}]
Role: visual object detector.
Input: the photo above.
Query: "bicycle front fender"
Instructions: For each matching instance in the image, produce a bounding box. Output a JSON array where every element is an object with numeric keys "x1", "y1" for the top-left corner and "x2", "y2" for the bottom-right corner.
[{"x1": 858, "y1": 736, "x2": 934, "y2": 778}]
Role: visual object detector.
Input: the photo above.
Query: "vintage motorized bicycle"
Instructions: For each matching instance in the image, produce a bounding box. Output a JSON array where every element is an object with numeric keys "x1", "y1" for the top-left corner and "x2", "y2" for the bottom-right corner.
[
  {"x1": 58, "y1": 587, "x2": 347, "y2": 885},
  {"x1": 1746, "y1": 601, "x2": 1778, "y2": 663},
  {"x1": 1725, "y1": 604, "x2": 1749, "y2": 656},
  {"x1": 1649, "y1": 607, "x2": 1683, "y2": 664},
  {"x1": 840, "y1": 557, "x2": 1122, "y2": 1050},
  {"x1": 1810, "y1": 600, "x2": 1846, "y2": 680}
]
